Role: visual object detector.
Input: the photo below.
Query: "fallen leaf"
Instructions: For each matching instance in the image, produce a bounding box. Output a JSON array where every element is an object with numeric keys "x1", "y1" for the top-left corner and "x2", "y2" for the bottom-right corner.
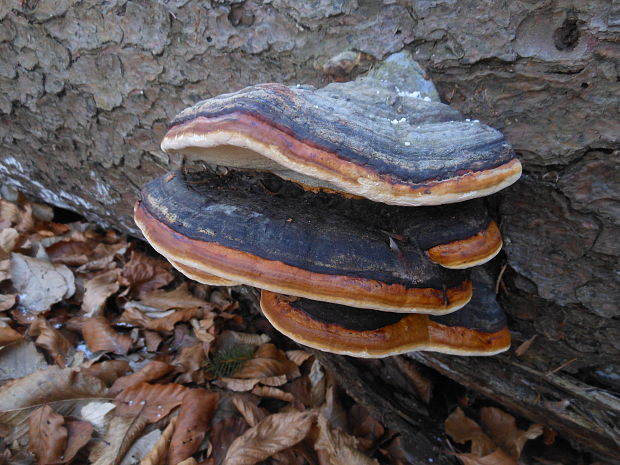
[
  {"x1": 445, "y1": 408, "x2": 496, "y2": 457},
  {"x1": 251, "y1": 386, "x2": 294, "y2": 403},
  {"x1": 144, "y1": 331, "x2": 163, "y2": 352},
  {"x1": 28, "y1": 405, "x2": 67, "y2": 465},
  {"x1": 121, "y1": 305, "x2": 204, "y2": 332},
  {"x1": 122, "y1": 251, "x2": 174, "y2": 297},
  {"x1": 232, "y1": 395, "x2": 267, "y2": 428},
  {"x1": 285, "y1": 350, "x2": 313, "y2": 367},
  {"x1": 314, "y1": 414, "x2": 379, "y2": 465},
  {"x1": 80, "y1": 401, "x2": 116, "y2": 432},
  {"x1": 176, "y1": 459, "x2": 198, "y2": 465},
  {"x1": 140, "y1": 283, "x2": 210, "y2": 310},
  {"x1": 82, "y1": 316, "x2": 132, "y2": 355},
  {"x1": 393, "y1": 356, "x2": 432, "y2": 403},
  {"x1": 0, "y1": 323, "x2": 22, "y2": 345},
  {"x1": 218, "y1": 375, "x2": 288, "y2": 392},
  {"x1": 210, "y1": 417, "x2": 248, "y2": 465},
  {"x1": 0, "y1": 200, "x2": 21, "y2": 226},
  {"x1": 82, "y1": 360, "x2": 132, "y2": 387},
  {"x1": 479, "y1": 407, "x2": 543, "y2": 458},
  {"x1": 348, "y1": 404, "x2": 385, "y2": 452},
  {"x1": 235, "y1": 344, "x2": 300, "y2": 380},
  {"x1": 173, "y1": 343, "x2": 206, "y2": 383},
  {"x1": 114, "y1": 382, "x2": 188, "y2": 423},
  {"x1": 0, "y1": 366, "x2": 109, "y2": 444},
  {"x1": 10, "y1": 253, "x2": 75, "y2": 313},
  {"x1": 217, "y1": 331, "x2": 270, "y2": 352},
  {"x1": 223, "y1": 410, "x2": 316, "y2": 465},
  {"x1": 62, "y1": 420, "x2": 94, "y2": 464},
  {"x1": 0, "y1": 294, "x2": 17, "y2": 311},
  {"x1": 455, "y1": 448, "x2": 517, "y2": 465},
  {"x1": 121, "y1": 429, "x2": 162, "y2": 465},
  {"x1": 29, "y1": 318, "x2": 72, "y2": 367},
  {"x1": 89, "y1": 414, "x2": 149, "y2": 465},
  {"x1": 514, "y1": 335, "x2": 537, "y2": 357},
  {"x1": 0, "y1": 228, "x2": 19, "y2": 258},
  {"x1": 168, "y1": 389, "x2": 219, "y2": 465},
  {"x1": 46, "y1": 240, "x2": 94, "y2": 266},
  {"x1": 0, "y1": 340, "x2": 48, "y2": 382},
  {"x1": 110, "y1": 360, "x2": 174, "y2": 396},
  {"x1": 81, "y1": 269, "x2": 120, "y2": 318},
  {"x1": 140, "y1": 416, "x2": 178, "y2": 465}
]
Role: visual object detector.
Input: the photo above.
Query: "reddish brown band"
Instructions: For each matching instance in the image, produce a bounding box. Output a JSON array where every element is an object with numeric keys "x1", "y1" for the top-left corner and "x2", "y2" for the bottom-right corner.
[
  {"x1": 169, "y1": 260, "x2": 240, "y2": 286},
  {"x1": 427, "y1": 221, "x2": 503, "y2": 269},
  {"x1": 260, "y1": 291, "x2": 511, "y2": 357},
  {"x1": 163, "y1": 113, "x2": 522, "y2": 205},
  {"x1": 135, "y1": 201, "x2": 472, "y2": 313}
]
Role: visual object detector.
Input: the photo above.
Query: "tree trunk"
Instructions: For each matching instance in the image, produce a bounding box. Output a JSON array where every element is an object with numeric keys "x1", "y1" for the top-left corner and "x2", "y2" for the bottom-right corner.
[{"x1": 1, "y1": 0, "x2": 618, "y2": 462}]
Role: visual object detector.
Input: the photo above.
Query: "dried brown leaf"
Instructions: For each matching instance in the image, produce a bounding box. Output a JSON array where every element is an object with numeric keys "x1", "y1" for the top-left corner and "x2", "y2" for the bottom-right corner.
[
  {"x1": 144, "y1": 331, "x2": 163, "y2": 352},
  {"x1": 393, "y1": 356, "x2": 432, "y2": 403},
  {"x1": 455, "y1": 448, "x2": 517, "y2": 465},
  {"x1": 89, "y1": 414, "x2": 149, "y2": 465},
  {"x1": 0, "y1": 366, "x2": 108, "y2": 444},
  {"x1": 122, "y1": 251, "x2": 174, "y2": 297},
  {"x1": 61, "y1": 420, "x2": 94, "y2": 464},
  {"x1": 114, "y1": 382, "x2": 188, "y2": 423},
  {"x1": 29, "y1": 318, "x2": 72, "y2": 367},
  {"x1": 82, "y1": 360, "x2": 132, "y2": 387},
  {"x1": 140, "y1": 283, "x2": 210, "y2": 311},
  {"x1": 235, "y1": 344, "x2": 299, "y2": 380},
  {"x1": 172, "y1": 343, "x2": 206, "y2": 382},
  {"x1": 10, "y1": 253, "x2": 75, "y2": 313},
  {"x1": 140, "y1": 416, "x2": 178, "y2": 465},
  {"x1": 176, "y1": 459, "x2": 198, "y2": 465},
  {"x1": 46, "y1": 240, "x2": 94, "y2": 266},
  {"x1": 83, "y1": 316, "x2": 132, "y2": 355},
  {"x1": 0, "y1": 228, "x2": 19, "y2": 258},
  {"x1": 218, "y1": 375, "x2": 288, "y2": 392},
  {"x1": 285, "y1": 350, "x2": 313, "y2": 367},
  {"x1": 168, "y1": 389, "x2": 219, "y2": 465},
  {"x1": 81, "y1": 269, "x2": 120, "y2": 317},
  {"x1": 28, "y1": 405, "x2": 67, "y2": 465},
  {"x1": 0, "y1": 200, "x2": 21, "y2": 226},
  {"x1": 0, "y1": 294, "x2": 16, "y2": 312},
  {"x1": 120, "y1": 306, "x2": 204, "y2": 332},
  {"x1": 479, "y1": 407, "x2": 543, "y2": 458},
  {"x1": 223, "y1": 410, "x2": 316, "y2": 465},
  {"x1": 514, "y1": 335, "x2": 537, "y2": 357},
  {"x1": 251, "y1": 386, "x2": 294, "y2": 403},
  {"x1": 110, "y1": 360, "x2": 174, "y2": 396},
  {"x1": 314, "y1": 415, "x2": 379, "y2": 465},
  {"x1": 348, "y1": 404, "x2": 385, "y2": 452},
  {"x1": 211, "y1": 417, "x2": 249, "y2": 465},
  {"x1": 121, "y1": 429, "x2": 163, "y2": 465},
  {"x1": 445, "y1": 408, "x2": 496, "y2": 457},
  {"x1": 232, "y1": 395, "x2": 267, "y2": 428},
  {"x1": 0, "y1": 324, "x2": 22, "y2": 345},
  {"x1": 217, "y1": 331, "x2": 270, "y2": 351},
  {"x1": 0, "y1": 340, "x2": 48, "y2": 382}
]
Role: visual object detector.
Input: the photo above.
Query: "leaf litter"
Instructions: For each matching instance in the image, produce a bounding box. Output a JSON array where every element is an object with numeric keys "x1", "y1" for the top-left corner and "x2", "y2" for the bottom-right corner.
[{"x1": 0, "y1": 192, "x2": 558, "y2": 465}]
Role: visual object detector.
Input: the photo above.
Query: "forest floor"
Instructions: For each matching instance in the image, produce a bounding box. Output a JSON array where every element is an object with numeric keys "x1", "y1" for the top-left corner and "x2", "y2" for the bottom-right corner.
[{"x1": 0, "y1": 189, "x2": 587, "y2": 465}]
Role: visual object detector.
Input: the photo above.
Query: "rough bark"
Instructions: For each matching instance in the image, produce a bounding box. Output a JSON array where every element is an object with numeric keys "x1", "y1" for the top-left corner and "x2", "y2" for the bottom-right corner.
[{"x1": 1, "y1": 0, "x2": 619, "y2": 462}]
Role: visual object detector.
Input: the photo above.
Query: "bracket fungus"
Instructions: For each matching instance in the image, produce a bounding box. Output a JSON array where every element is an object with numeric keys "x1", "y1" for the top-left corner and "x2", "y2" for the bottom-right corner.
[
  {"x1": 135, "y1": 51, "x2": 520, "y2": 357},
  {"x1": 161, "y1": 54, "x2": 521, "y2": 207},
  {"x1": 259, "y1": 278, "x2": 510, "y2": 358},
  {"x1": 135, "y1": 170, "x2": 475, "y2": 313}
]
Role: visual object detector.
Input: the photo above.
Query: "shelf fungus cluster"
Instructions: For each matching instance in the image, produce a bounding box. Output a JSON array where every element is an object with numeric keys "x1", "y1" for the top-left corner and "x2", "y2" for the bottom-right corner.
[{"x1": 135, "y1": 52, "x2": 521, "y2": 358}]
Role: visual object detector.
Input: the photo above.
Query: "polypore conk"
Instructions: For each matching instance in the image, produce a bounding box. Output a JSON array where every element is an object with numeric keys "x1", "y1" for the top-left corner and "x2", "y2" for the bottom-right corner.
[
  {"x1": 259, "y1": 277, "x2": 510, "y2": 358},
  {"x1": 161, "y1": 51, "x2": 521, "y2": 206},
  {"x1": 135, "y1": 170, "x2": 477, "y2": 314}
]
